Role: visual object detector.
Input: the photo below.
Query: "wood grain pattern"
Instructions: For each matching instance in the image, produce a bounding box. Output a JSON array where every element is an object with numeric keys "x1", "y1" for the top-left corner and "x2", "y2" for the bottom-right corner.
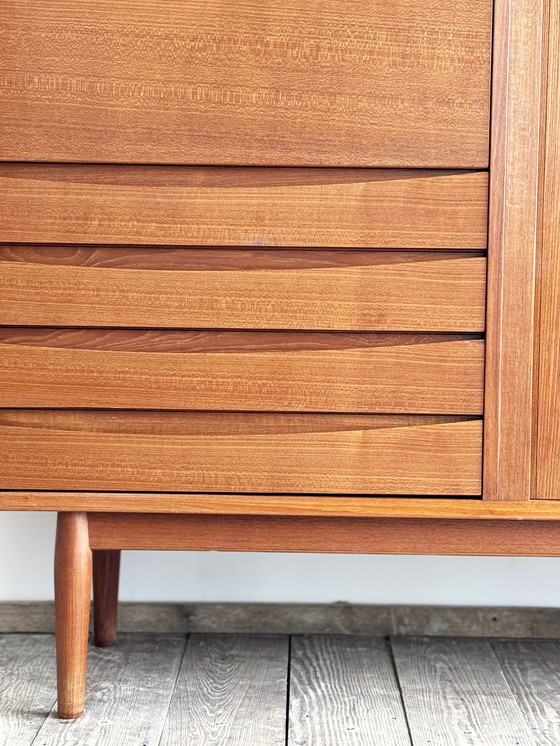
[
  {"x1": 392, "y1": 637, "x2": 537, "y2": 745},
  {"x1": 493, "y1": 641, "x2": 560, "y2": 745},
  {"x1": 0, "y1": 635, "x2": 56, "y2": 745},
  {"x1": 0, "y1": 166, "x2": 489, "y2": 248},
  {"x1": 160, "y1": 635, "x2": 288, "y2": 746},
  {"x1": 54, "y1": 512, "x2": 91, "y2": 719},
  {"x1": 36, "y1": 636, "x2": 186, "y2": 743},
  {"x1": 6, "y1": 603, "x2": 560, "y2": 639},
  {"x1": 0, "y1": 411, "x2": 482, "y2": 495},
  {"x1": 0, "y1": 247, "x2": 487, "y2": 332},
  {"x1": 483, "y1": 0, "x2": 545, "y2": 500},
  {"x1": 535, "y1": 0, "x2": 560, "y2": 499},
  {"x1": 86, "y1": 513, "x2": 560, "y2": 556},
  {"x1": 7, "y1": 634, "x2": 560, "y2": 744},
  {"x1": 0, "y1": 0, "x2": 492, "y2": 168},
  {"x1": 0, "y1": 330, "x2": 484, "y2": 414},
  {"x1": 5, "y1": 494, "x2": 560, "y2": 521},
  {"x1": 92, "y1": 550, "x2": 120, "y2": 648},
  {"x1": 288, "y1": 636, "x2": 411, "y2": 746}
]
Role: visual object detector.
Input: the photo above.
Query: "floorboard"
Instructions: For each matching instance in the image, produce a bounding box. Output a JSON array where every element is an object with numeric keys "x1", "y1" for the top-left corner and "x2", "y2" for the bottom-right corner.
[
  {"x1": 159, "y1": 633, "x2": 289, "y2": 746},
  {"x1": 288, "y1": 635, "x2": 411, "y2": 746},
  {"x1": 391, "y1": 636, "x2": 537, "y2": 745},
  {"x1": 3, "y1": 633, "x2": 560, "y2": 745},
  {"x1": 32, "y1": 635, "x2": 185, "y2": 746},
  {"x1": 0, "y1": 635, "x2": 56, "y2": 746},
  {"x1": 493, "y1": 640, "x2": 560, "y2": 745}
]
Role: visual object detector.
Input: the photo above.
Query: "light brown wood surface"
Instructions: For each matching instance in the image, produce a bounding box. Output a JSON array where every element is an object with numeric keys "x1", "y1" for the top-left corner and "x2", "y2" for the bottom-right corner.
[
  {"x1": 0, "y1": 411, "x2": 482, "y2": 495},
  {"x1": 4, "y1": 495, "x2": 560, "y2": 521},
  {"x1": 0, "y1": 248, "x2": 487, "y2": 332},
  {"x1": 483, "y1": 0, "x2": 545, "y2": 500},
  {"x1": 54, "y1": 512, "x2": 91, "y2": 720},
  {"x1": 0, "y1": 330, "x2": 484, "y2": 414},
  {"x1": 0, "y1": 166, "x2": 488, "y2": 248},
  {"x1": 535, "y1": 0, "x2": 560, "y2": 499},
  {"x1": 86, "y1": 513, "x2": 560, "y2": 556},
  {"x1": 0, "y1": 0, "x2": 492, "y2": 168}
]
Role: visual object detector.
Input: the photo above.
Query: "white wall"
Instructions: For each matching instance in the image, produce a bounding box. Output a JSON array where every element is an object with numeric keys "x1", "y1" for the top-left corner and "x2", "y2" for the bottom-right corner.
[{"x1": 1, "y1": 512, "x2": 559, "y2": 606}]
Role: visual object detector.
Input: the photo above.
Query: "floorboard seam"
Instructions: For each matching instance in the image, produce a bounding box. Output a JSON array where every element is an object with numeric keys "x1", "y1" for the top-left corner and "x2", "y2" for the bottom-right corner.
[
  {"x1": 387, "y1": 636, "x2": 415, "y2": 745},
  {"x1": 156, "y1": 633, "x2": 189, "y2": 746},
  {"x1": 284, "y1": 635, "x2": 293, "y2": 746},
  {"x1": 28, "y1": 699, "x2": 57, "y2": 746}
]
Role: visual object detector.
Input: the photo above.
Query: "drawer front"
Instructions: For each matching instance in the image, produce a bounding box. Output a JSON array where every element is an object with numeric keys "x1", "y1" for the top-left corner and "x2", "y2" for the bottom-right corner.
[
  {"x1": 0, "y1": 0, "x2": 491, "y2": 167},
  {"x1": 0, "y1": 248, "x2": 486, "y2": 331},
  {"x1": 0, "y1": 411, "x2": 482, "y2": 495},
  {"x1": 0, "y1": 330, "x2": 484, "y2": 414},
  {"x1": 0, "y1": 166, "x2": 488, "y2": 248}
]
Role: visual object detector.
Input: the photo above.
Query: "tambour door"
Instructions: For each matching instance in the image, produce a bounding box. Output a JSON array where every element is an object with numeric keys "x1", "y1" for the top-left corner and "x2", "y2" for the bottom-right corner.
[
  {"x1": 0, "y1": 0, "x2": 492, "y2": 167},
  {"x1": 0, "y1": 0, "x2": 493, "y2": 500},
  {"x1": 0, "y1": 164, "x2": 488, "y2": 496}
]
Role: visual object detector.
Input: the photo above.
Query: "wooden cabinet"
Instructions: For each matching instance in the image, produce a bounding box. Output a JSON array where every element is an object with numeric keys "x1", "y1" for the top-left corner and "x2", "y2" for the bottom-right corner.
[{"x1": 0, "y1": 0, "x2": 557, "y2": 720}]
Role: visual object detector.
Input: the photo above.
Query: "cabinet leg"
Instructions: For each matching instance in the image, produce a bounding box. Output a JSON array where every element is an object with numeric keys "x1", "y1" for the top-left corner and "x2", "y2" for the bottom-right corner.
[
  {"x1": 55, "y1": 512, "x2": 92, "y2": 719},
  {"x1": 93, "y1": 550, "x2": 121, "y2": 647}
]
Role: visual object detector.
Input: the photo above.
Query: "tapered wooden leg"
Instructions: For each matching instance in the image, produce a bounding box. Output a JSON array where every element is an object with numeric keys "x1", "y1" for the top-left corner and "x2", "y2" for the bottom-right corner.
[
  {"x1": 55, "y1": 512, "x2": 92, "y2": 719},
  {"x1": 93, "y1": 550, "x2": 121, "y2": 647}
]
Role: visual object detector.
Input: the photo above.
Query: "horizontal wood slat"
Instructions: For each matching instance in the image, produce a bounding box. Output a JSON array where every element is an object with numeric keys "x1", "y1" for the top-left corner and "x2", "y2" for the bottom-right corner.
[
  {"x1": 86, "y1": 513, "x2": 560, "y2": 556},
  {"x1": 0, "y1": 0, "x2": 492, "y2": 168},
  {"x1": 0, "y1": 166, "x2": 488, "y2": 248},
  {"x1": 6, "y1": 494, "x2": 560, "y2": 521},
  {"x1": 0, "y1": 330, "x2": 484, "y2": 414},
  {"x1": 0, "y1": 248, "x2": 487, "y2": 331},
  {"x1": 0, "y1": 411, "x2": 482, "y2": 495}
]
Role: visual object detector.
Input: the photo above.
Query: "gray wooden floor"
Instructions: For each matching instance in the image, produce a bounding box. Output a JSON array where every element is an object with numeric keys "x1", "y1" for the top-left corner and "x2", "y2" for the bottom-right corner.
[{"x1": 2, "y1": 634, "x2": 560, "y2": 745}]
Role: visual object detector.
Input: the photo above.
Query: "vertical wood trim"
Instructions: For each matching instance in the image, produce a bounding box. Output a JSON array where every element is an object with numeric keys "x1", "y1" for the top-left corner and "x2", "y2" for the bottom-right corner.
[
  {"x1": 535, "y1": 0, "x2": 560, "y2": 499},
  {"x1": 483, "y1": 0, "x2": 546, "y2": 500}
]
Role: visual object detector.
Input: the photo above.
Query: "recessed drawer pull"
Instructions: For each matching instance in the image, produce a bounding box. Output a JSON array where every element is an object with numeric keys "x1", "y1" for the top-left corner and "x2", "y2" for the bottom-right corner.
[
  {"x1": 0, "y1": 166, "x2": 488, "y2": 248},
  {"x1": 0, "y1": 248, "x2": 486, "y2": 331},
  {"x1": 0, "y1": 410, "x2": 482, "y2": 495},
  {"x1": 0, "y1": 330, "x2": 484, "y2": 414}
]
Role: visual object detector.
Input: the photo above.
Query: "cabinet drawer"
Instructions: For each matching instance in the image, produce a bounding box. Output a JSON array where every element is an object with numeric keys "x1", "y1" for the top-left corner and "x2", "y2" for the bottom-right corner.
[
  {"x1": 0, "y1": 0, "x2": 491, "y2": 167},
  {"x1": 0, "y1": 166, "x2": 488, "y2": 248},
  {"x1": 0, "y1": 330, "x2": 484, "y2": 414},
  {"x1": 0, "y1": 411, "x2": 482, "y2": 495},
  {"x1": 0, "y1": 248, "x2": 486, "y2": 332}
]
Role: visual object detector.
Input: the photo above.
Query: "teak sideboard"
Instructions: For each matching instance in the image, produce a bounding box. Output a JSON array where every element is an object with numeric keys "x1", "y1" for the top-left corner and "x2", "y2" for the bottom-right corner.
[{"x1": 0, "y1": 0, "x2": 558, "y2": 719}]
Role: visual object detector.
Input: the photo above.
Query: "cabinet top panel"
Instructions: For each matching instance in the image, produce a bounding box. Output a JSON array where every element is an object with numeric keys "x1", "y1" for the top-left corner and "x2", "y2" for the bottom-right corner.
[{"x1": 0, "y1": 0, "x2": 491, "y2": 167}]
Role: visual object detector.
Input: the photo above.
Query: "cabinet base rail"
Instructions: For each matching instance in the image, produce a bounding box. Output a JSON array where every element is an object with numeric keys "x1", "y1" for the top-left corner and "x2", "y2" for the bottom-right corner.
[{"x1": 54, "y1": 510, "x2": 560, "y2": 718}]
